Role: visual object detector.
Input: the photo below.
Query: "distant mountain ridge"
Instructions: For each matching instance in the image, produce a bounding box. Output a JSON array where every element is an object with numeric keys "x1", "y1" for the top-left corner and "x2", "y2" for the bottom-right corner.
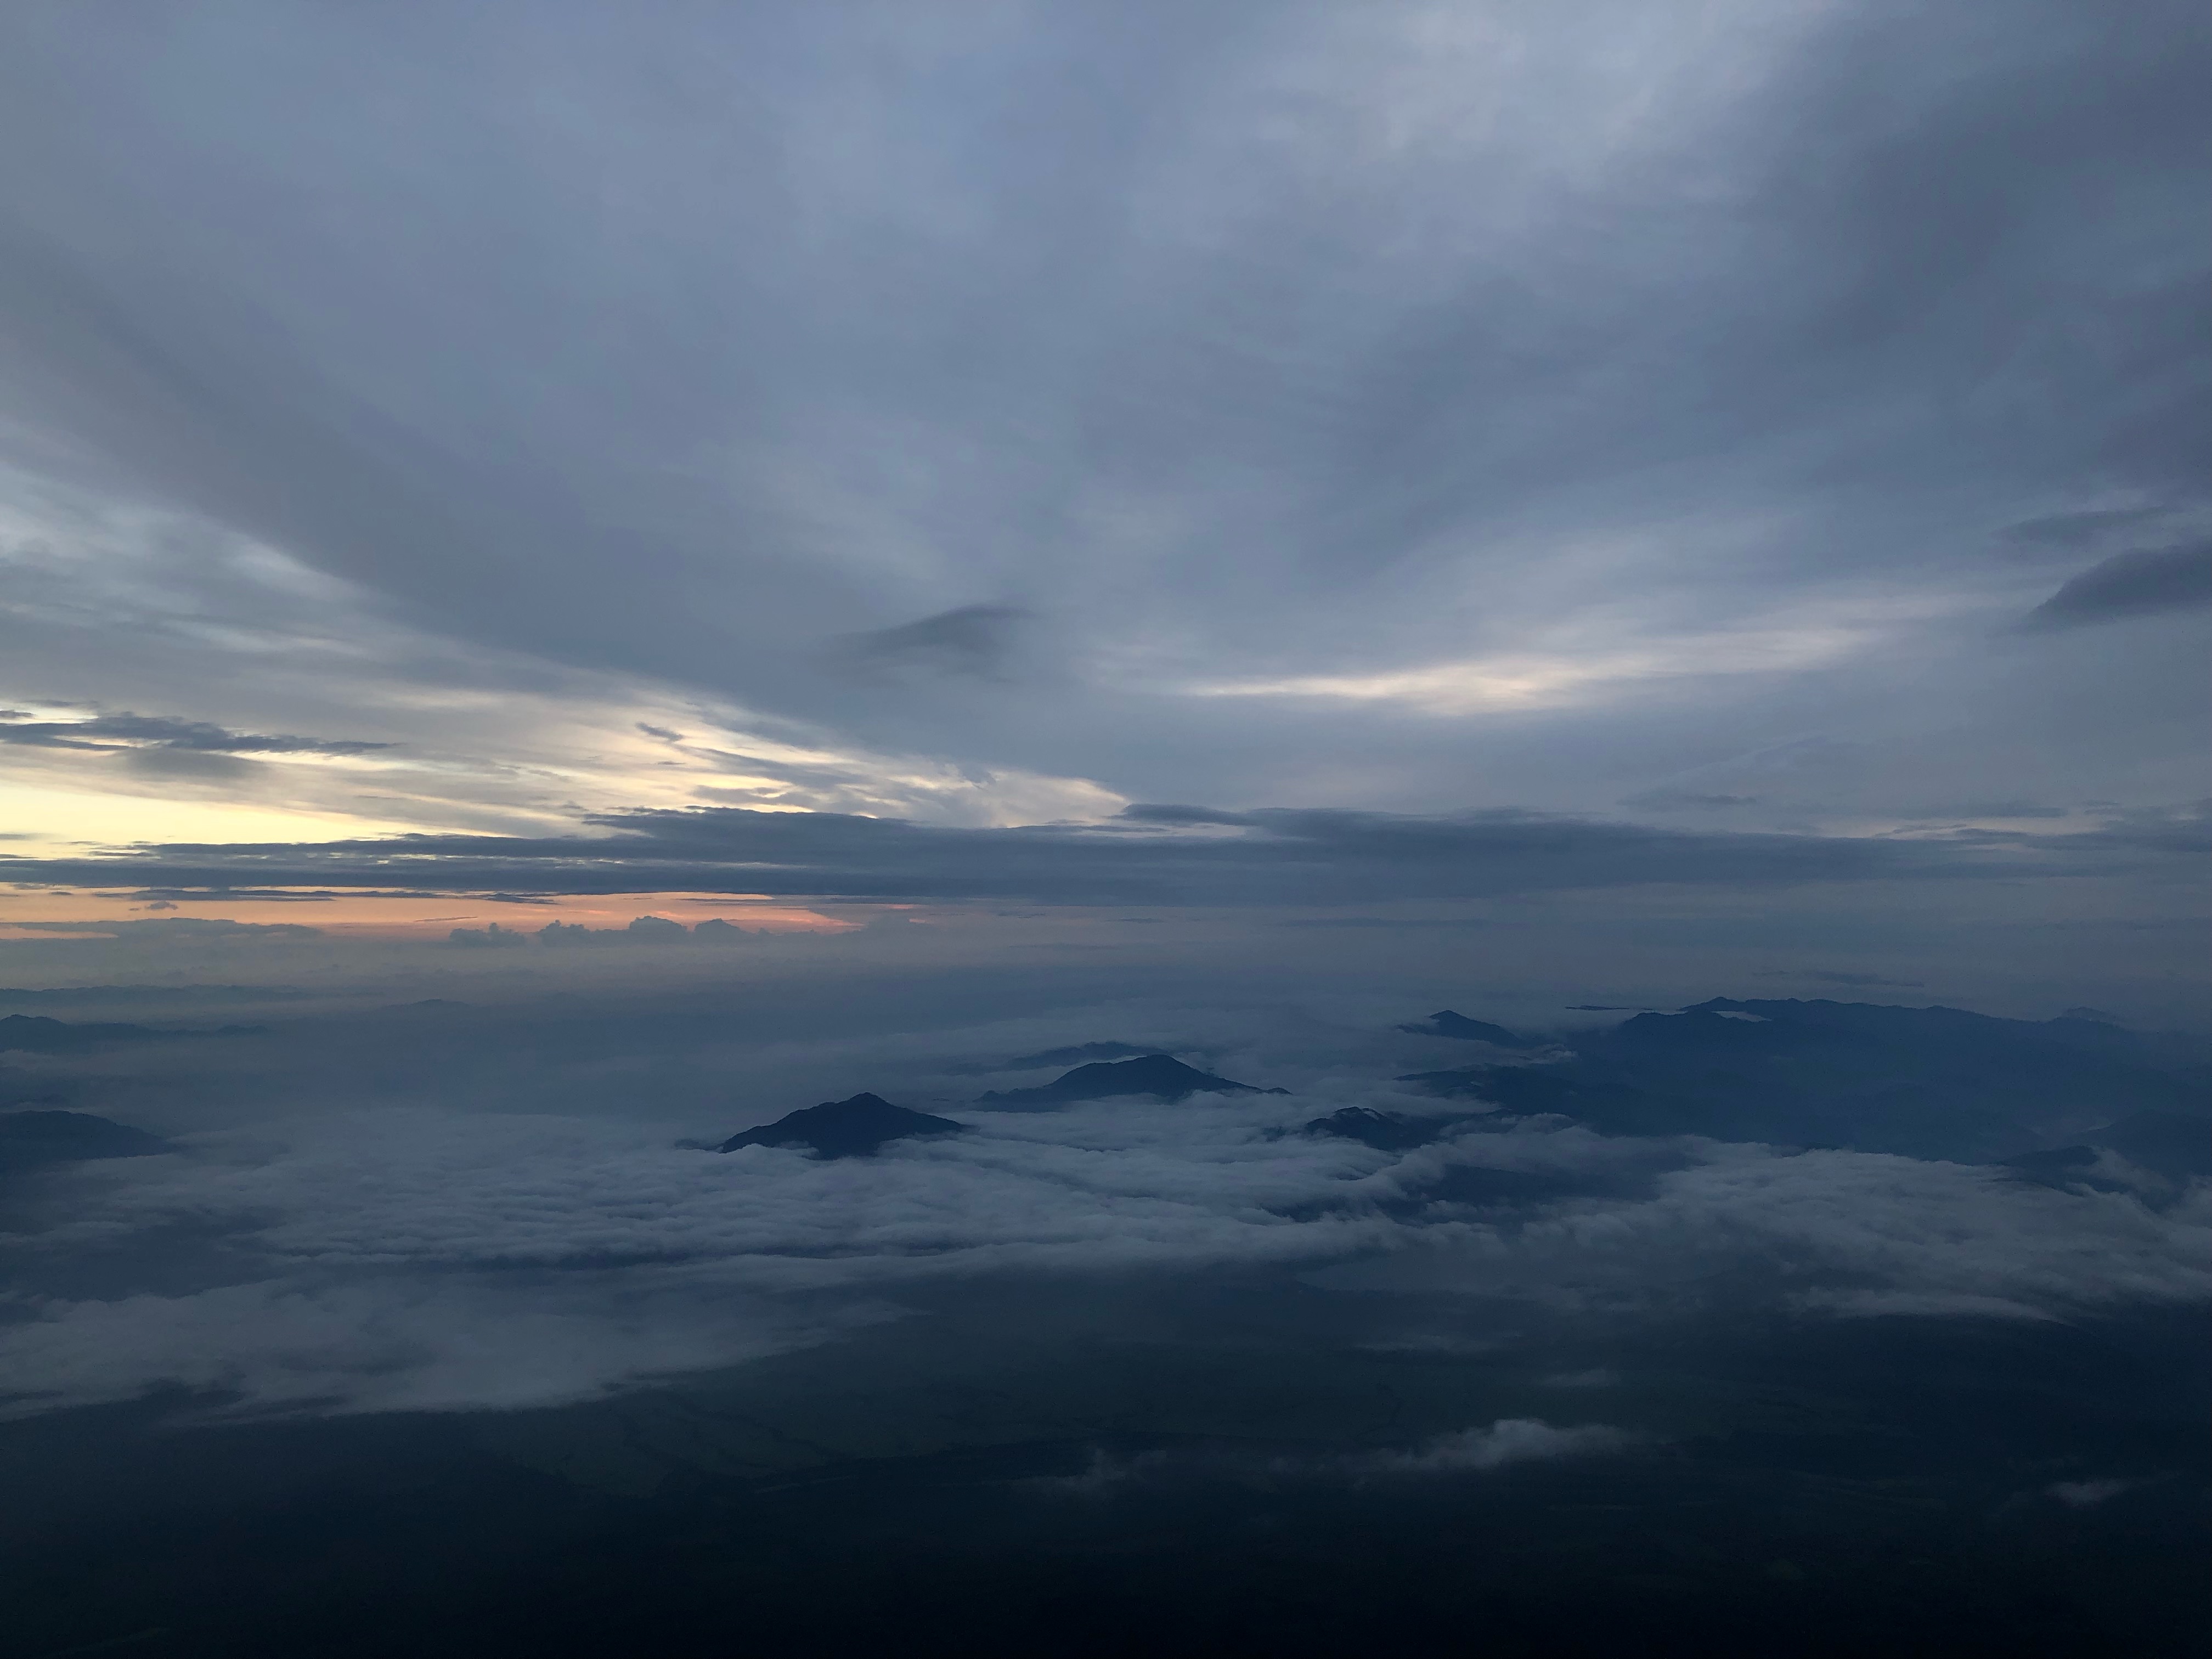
[
  {"x1": 980, "y1": 1053, "x2": 1286, "y2": 1108},
  {"x1": 1303, "y1": 1105, "x2": 1474, "y2": 1151},
  {"x1": 0, "y1": 1013, "x2": 263, "y2": 1052},
  {"x1": 0, "y1": 1109, "x2": 171, "y2": 1173},
  {"x1": 1395, "y1": 997, "x2": 2209, "y2": 1162},
  {"x1": 0, "y1": 1014, "x2": 165, "y2": 1053},
  {"x1": 1395, "y1": 1011, "x2": 1538, "y2": 1048},
  {"x1": 945, "y1": 1041, "x2": 1170, "y2": 1077}
]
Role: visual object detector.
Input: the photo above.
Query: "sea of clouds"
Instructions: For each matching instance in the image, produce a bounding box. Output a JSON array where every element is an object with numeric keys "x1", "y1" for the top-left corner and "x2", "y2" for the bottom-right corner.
[{"x1": 5, "y1": 999, "x2": 2207, "y2": 1419}]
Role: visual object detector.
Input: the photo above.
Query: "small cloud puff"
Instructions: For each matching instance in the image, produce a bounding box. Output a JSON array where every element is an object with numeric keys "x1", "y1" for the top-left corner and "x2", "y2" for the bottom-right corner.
[
  {"x1": 1040, "y1": 1418, "x2": 1635, "y2": 1497},
  {"x1": 2045, "y1": 1477, "x2": 2140, "y2": 1509},
  {"x1": 1344, "y1": 1418, "x2": 1635, "y2": 1474}
]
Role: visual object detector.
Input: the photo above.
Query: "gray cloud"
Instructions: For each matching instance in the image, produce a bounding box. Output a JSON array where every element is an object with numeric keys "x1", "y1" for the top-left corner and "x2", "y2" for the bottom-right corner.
[
  {"x1": 0, "y1": 710, "x2": 390, "y2": 755},
  {"x1": 2001, "y1": 507, "x2": 2177, "y2": 549},
  {"x1": 1617, "y1": 790, "x2": 1763, "y2": 812},
  {"x1": 443, "y1": 915, "x2": 806, "y2": 949},
  {"x1": 1755, "y1": 970, "x2": 1926, "y2": 989},
  {"x1": 2, "y1": 917, "x2": 320, "y2": 938},
  {"x1": 1341, "y1": 1418, "x2": 1635, "y2": 1475},
  {"x1": 830, "y1": 605, "x2": 1034, "y2": 684},
  {"x1": 2046, "y1": 1477, "x2": 2141, "y2": 1508},
  {"x1": 0, "y1": 0, "x2": 2201, "y2": 827},
  {"x1": 1042, "y1": 1418, "x2": 1637, "y2": 1494},
  {"x1": 0, "y1": 1274, "x2": 861, "y2": 1419},
  {"x1": 4, "y1": 799, "x2": 2202, "y2": 908},
  {"x1": 2021, "y1": 541, "x2": 2212, "y2": 629},
  {"x1": 1318, "y1": 1146, "x2": 2212, "y2": 1321}
]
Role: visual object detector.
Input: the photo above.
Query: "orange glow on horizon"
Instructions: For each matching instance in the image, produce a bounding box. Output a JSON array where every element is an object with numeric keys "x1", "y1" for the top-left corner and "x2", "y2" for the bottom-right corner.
[{"x1": 0, "y1": 888, "x2": 860, "y2": 940}]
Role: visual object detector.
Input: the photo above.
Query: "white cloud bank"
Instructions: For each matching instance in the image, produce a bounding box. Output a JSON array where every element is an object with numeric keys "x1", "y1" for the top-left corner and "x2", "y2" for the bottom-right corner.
[{"x1": 4, "y1": 1090, "x2": 2206, "y2": 1419}]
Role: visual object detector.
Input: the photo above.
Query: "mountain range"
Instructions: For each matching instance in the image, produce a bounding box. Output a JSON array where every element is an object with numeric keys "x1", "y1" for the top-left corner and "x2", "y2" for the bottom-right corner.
[
  {"x1": 0, "y1": 1013, "x2": 262, "y2": 1052},
  {"x1": 1396, "y1": 998, "x2": 2209, "y2": 1164}
]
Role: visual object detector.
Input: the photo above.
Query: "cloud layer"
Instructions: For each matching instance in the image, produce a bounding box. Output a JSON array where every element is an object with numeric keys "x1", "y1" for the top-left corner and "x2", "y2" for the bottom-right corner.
[
  {"x1": 0, "y1": 0, "x2": 2204, "y2": 838},
  {"x1": 6, "y1": 1002, "x2": 2205, "y2": 1418}
]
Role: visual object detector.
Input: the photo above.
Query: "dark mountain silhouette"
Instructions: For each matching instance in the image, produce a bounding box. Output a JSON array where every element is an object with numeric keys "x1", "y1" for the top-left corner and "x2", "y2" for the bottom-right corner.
[
  {"x1": 981, "y1": 1053, "x2": 1286, "y2": 1108},
  {"x1": 1302, "y1": 1106, "x2": 1470, "y2": 1151},
  {"x1": 1623, "y1": 998, "x2": 2169, "y2": 1063},
  {"x1": 944, "y1": 1041, "x2": 1172, "y2": 1077},
  {"x1": 718, "y1": 1093, "x2": 964, "y2": 1158},
  {"x1": 0, "y1": 1013, "x2": 262, "y2": 1052},
  {"x1": 0, "y1": 1013, "x2": 163, "y2": 1053},
  {"x1": 0, "y1": 1109, "x2": 171, "y2": 1173},
  {"x1": 1397, "y1": 998, "x2": 2210, "y2": 1161},
  {"x1": 1396, "y1": 1011, "x2": 1537, "y2": 1047}
]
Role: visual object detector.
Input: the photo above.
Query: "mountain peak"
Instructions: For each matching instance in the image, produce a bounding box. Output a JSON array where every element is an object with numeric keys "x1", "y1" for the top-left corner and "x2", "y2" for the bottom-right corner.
[
  {"x1": 1396, "y1": 1011, "x2": 1536, "y2": 1048},
  {"x1": 717, "y1": 1093, "x2": 964, "y2": 1159},
  {"x1": 1303, "y1": 1105, "x2": 1460, "y2": 1150},
  {"x1": 981, "y1": 1053, "x2": 1285, "y2": 1108}
]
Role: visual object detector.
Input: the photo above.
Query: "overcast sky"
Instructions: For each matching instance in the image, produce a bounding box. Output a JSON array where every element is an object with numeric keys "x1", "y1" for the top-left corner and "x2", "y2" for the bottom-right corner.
[{"x1": 0, "y1": 0, "x2": 2205, "y2": 1008}]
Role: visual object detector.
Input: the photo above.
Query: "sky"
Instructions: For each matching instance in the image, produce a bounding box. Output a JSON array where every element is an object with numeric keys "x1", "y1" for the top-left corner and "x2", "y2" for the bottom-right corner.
[{"x1": 0, "y1": 0, "x2": 2206, "y2": 1017}]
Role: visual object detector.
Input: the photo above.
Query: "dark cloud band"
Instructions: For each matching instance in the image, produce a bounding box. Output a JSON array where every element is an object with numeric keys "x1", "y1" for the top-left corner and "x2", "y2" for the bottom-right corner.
[
  {"x1": 0, "y1": 711, "x2": 388, "y2": 755},
  {"x1": 4, "y1": 800, "x2": 2203, "y2": 906}
]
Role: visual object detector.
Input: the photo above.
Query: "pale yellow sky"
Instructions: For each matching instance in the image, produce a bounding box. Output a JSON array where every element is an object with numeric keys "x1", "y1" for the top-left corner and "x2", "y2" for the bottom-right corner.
[{"x1": 0, "y1": 777, "x2": 432, "y2": 854}]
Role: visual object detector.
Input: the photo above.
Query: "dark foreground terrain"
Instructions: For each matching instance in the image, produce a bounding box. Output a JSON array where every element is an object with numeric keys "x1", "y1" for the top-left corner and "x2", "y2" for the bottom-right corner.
[
  {"x1": 2, "y1": 1297, "x2": 2203, "y2": 1659},
  {"x1": 2, "y1": 991, "x2": 2205, "y2": 1657}
]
